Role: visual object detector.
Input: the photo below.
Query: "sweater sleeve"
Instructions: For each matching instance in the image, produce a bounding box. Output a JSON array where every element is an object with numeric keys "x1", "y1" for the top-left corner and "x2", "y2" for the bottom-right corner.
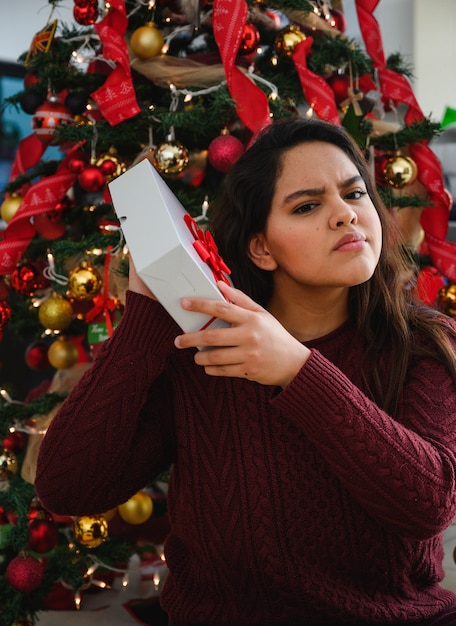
[
  {"x1": 272, "y1": 345, "x2": 456, "y2": 540},
  {"x1": 35, "y1": 291, "x2": 179, "y2": 516}
]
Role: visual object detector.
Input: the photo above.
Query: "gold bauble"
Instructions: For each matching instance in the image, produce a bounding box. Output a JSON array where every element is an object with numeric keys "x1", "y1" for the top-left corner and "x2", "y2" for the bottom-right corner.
[
  {"x1": 118, "y1": 491, "x2": 153, "y2": 525},
  {"x1": 154, "y1": 140, "x2": 189, "y2": 175},
  {"x1": 383, "y1": 155, "x2": 418, "y2": 189},
  {"x1": 47, "y1": 336, "x2": 79, "y2": 370},
  {"x1": 438, "y1": 283, "x2": 456, "y2": 316},
  {"x1": 73, "y1": 514, "x2": 109, "y2": 548},
  {"x1": 38, "y1": 294, "x2": 74, "y2": 331},
  {"x1": 274, "y1": 26, "x2": 306, "y2": 57},
  {"x1": 130, "y1": 23, "x2": 165, "y2": 59},
  {"x1": 0, "y1": 448, "x2": 18, "y2": 480},
  {"x1": 68, "y1": 262, "x2": 103, "y2": 301},
  {"x1": 1, "y1": 193, "x2": 23, "y2": 223}
]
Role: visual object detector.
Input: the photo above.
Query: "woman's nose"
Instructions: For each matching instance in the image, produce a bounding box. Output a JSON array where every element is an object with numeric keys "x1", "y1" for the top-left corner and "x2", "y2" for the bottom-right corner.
[{"x1": 329, "y1": 200, "x2": 358, "y2": 229}]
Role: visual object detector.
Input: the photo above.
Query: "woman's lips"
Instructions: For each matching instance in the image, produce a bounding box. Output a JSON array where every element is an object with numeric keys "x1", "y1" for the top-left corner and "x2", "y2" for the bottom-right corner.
[{"x1": 334, "y1": 232, "x2": 366, "y2": 251}]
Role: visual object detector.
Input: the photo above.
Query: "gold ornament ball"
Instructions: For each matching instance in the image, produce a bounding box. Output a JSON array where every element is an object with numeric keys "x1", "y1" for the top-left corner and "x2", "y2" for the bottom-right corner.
[
  {"x1": 47, "y1": 337, "x2": 79, "y2": 370},
  {"x1": 1, "y1": 193, "x2": 23, "y2": 223},
  {"x1": 0, "y1": 448, "x2": 18, "y2": 480},
  {"x1": 68, "y1": 263, "x2": 103, "y2": 301},
  {"x1": 73, "y1": 515, "x2": 109, "y2": 548},
  {"x1": 274, "y1": 26, "x2": 306, "y2": 57},
  {"x1": 438, "y1": 283, "x2": 456, "y2": 316},
  {"x1": 130, "y1": 23, "x2": 165, "y2": 59},
  {"x1": 38, "y1": 295, "x2": 74, "y2": 331},
  {"x1": 383, "y1": 155, "x2": 418, "y2": 189},
  {"x1": 118, "y1": 491, "x2": 153, "y2": 525},
  {"x1": 154, "y1": 140, "x2": 189, "y2": 175}
]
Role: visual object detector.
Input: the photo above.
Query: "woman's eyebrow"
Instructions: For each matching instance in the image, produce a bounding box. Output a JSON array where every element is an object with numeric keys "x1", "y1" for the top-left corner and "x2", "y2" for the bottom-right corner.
[{"x1": 282, "y1": 175, "x2": 364, "y2": 204}]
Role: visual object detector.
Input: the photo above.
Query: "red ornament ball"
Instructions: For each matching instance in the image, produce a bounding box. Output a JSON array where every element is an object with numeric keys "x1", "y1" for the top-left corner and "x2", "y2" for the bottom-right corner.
[
  {"x1": 34, "y1": 212, "x2": 66, "y2": 240},
  {"x1": 3, "y1": 431, "x2": 26, "y2": 453},
  {"x1": 329, "y1": 9, "x2": 347, "y2": 32},
  {"x1": 74, "y1": 2, "x2": 99, "y2": 26},
  {"x1": 32, "y1": 96, "x2": 74, "y2": 145},
  {"x1": 27, "y1": 517, "x2": 59, "y2": 553},
  {"x1": 327, "y1": 73, "x2": 350, "y2": 105},
  {"x1": 208, "y1": 134, "x2": 245, "y2": 173},
  {"x1": 25, "y1": 340, "x2": 51, "y2": 370},
  {"x1": 0, "y1": 300, "x2": 11, "y2": 330},
  {"x1": 239, "y1": 22, "x2": 260, "y2": 55},
  {"x1": 78, "y1": 165, "x2": 106, "y2": 192},
  {"x1": 68, "y1": 156, "x2": 87, "y2": 174},
  {"x1": 6, "y1": 554, "x2": 44, "y2": 592},
  {"x1": 10, "y1": 262, "x2": 49, "y2": 296}
]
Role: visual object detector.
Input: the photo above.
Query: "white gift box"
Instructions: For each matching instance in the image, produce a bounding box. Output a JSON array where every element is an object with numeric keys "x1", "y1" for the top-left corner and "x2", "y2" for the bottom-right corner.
[{"x1": 108, "y1": 158, "x2": 232, "y2": 334}]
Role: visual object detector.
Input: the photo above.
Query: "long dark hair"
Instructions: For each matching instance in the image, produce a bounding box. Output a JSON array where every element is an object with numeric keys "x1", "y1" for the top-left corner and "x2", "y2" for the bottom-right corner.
[{"x1": 210, "y1": 117, "x2": 456, "y2": 413}]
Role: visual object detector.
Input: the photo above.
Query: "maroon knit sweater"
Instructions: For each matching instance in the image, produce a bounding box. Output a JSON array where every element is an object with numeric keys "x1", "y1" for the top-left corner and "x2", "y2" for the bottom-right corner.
[{"x1": 35, "y1": 292, "x2": 456, "y2": 625}]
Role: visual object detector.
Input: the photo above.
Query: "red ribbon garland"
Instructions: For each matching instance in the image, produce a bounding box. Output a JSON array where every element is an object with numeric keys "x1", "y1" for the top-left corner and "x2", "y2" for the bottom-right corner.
[
  {"x1": 183, "y1": 214, "x2": 231, "y2": 286},
  {"x1": 212, "y1": 0, "x2": 271, "y2": 136},
  {"x1": 91, "y1": 0, "x2": 141, "y2": 126},
  {"x1": 8, "y1": 134, "x2": 46, "y2": 183},
  {"x1": 292, "y1": 38, "x2": 341, "y2": 126},
  {"x1": 86, "y1": 247, "x2": 117, "y2": 336},
  {"x1": 354, "y1": 0, "x2": 455, "y2": 280},
  {"x1": 0, "y1": 145, "x2": 82, "y2": 275}
]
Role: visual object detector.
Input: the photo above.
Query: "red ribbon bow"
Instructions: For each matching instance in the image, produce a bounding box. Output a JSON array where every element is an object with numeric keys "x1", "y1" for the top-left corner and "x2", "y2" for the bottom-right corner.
[
  {"x1": 86, "y1": 247, "x2": 118, "y2": 336},
  {"x1": 184, "y1": 214, "x2": 231, "y2": 286}
]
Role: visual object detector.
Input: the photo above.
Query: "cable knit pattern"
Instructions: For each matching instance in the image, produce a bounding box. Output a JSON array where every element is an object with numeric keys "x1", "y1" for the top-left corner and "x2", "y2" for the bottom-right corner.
[{"x1": 35, "y1": 292, "x2": 456, "y2": 625}]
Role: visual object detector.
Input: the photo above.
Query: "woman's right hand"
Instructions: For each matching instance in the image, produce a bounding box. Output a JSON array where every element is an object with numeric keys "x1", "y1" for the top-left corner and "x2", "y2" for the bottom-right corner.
[{"x1": 128, "y1": 258, "x2": 157, "y2": 300}]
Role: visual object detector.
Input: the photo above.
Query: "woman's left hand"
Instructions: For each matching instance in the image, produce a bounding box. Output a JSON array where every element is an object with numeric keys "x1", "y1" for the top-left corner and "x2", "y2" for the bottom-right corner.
[{"x1": 174, "y1": 282, "x2": 310, "y2": 388}]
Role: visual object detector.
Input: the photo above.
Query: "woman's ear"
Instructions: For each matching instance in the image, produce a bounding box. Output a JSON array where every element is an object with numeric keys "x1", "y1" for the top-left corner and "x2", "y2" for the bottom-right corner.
[{"x1": 248, "y1": 233, "x2": 277, "y2": 270}]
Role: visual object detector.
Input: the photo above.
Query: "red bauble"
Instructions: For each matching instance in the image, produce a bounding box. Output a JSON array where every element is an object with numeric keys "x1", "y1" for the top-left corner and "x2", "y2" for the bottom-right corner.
[
  {"x1": 34, "y1": 212, "x2": 66, "y2": 240},
  {"x1": 327, "y1": 73, "x2": 350, "y2": 105},
  {"x1": 239, "y1": 22, "x2": 260, "y2": 55},
  {"x1": 6, "y1": 554, "x2": 44, "y2": 592},
  {"x1": 208, "y1": 135, "x2": 245, "y2": 173},
  {"x1": 68, "y1": 156, "x2": 87, "y2": 173},
  {"x1": 99, "y1": 158, "x2": 118, "y2": 177},
  {"x1": 25, "y1": 340, "x2": 51, "y2": 370},
  {"x1": 27, "y1": 517, "x2": 59, "y2": 553},
  {"x1": 78, "y1": 165, "x2": 106, "y2": 192},
  {"x1": 0, "y1": 300, "x2": 11, "y2": 330},
  {"x1": 3, "y1": 431, "x2": 26, "y2": 453},
  {"x1": 32, "y1": 95, "x2": 74, "y2": 145},
  {"x1": 329, "y1": 9, "x2": 347, "y2": 32},
  {"x1": 74, "y1": 3, "x2": 99, "y2": 25},
  {"x1": 9, "y1": 262, "x2": 49, "y2": 295}
]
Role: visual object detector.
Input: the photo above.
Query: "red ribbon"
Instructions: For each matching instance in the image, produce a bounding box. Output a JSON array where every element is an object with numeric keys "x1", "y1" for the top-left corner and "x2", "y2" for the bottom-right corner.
[
  {"x1": 8, "y1": 133, "x2": 46, "y2": 183},
  {"x1": 212, "y1": 0, "x2": 271, "y2": 135},
  {"x1": 0, "y1": 145, "x2": 82, "y2": 275},
  {"x1": 91, "y1": 0, "x2": 141, "y2": 126},
  {"x1": 292, "y1": 38, "x2": 341, "y2": 126},
  {"x1": 86, "y1": 247, "x2": 118, "y2": 336},
  {"x1": 184, "y1": 214, "x2": 231, "y2": 286},
  {"x1": 354, "y1": 0, "x2": 454, "y2": 280}
]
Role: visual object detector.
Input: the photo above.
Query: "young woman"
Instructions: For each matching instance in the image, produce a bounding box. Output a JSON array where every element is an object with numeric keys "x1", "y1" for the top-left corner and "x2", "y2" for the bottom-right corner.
[{"x1": 36, "y1": 118, "x2": 456, "y2": 625}]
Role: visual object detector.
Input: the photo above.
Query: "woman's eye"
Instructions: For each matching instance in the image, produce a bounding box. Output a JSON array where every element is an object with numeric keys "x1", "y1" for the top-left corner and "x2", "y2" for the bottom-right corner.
[
  {"x1": 293, "y1": 202, "x2": 318, "y2": 214},
  {"x1": 346, "y1": 189, "x2": 368, "y2": 200}
]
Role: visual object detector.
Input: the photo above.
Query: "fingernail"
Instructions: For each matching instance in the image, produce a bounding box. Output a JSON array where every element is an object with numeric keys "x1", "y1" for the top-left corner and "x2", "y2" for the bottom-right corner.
[{"x1": 181, "y1": 298, "x2": 191, "y2": 309}]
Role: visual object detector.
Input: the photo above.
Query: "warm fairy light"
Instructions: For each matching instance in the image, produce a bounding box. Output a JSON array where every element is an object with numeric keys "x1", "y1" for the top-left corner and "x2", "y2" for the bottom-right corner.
[
  {"x1": 184, "y1": 93, "x2": 192, "y2": 103},
  {"x1": 306, "y1": 105, "x2": 315, "y2": 118},
  {"x1": 75, "y1": 591, "x2": 82, "y2": 609},
  {"x1": 153, "y1": 572, "x2": 161, "y2": 589},
  {"x1": 122, "y1": 573, "x2": 129, "y2": 588}
]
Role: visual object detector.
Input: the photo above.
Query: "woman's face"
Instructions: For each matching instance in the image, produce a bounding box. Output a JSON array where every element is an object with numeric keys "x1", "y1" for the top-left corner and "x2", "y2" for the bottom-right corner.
[{"x1": 249, "y1": 141, "x2": 382, "y2": 294}]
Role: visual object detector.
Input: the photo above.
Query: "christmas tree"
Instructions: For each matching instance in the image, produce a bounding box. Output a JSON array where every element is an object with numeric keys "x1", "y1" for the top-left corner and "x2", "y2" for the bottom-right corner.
[{"x1": 0, "y1": 0, "x2": 454, "y2": 623}]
